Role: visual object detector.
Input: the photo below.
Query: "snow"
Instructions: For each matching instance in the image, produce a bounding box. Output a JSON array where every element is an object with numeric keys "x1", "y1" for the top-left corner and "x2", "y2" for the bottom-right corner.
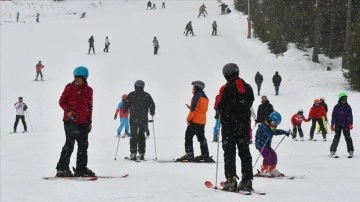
[{"x1": 1, "y1": 0, "x2": 359, "y2": 201}]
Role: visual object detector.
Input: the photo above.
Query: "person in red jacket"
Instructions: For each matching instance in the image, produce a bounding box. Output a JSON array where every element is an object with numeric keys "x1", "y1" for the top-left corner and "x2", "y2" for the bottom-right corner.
[
  {"x1": 290, "y1": 109, "x2": 310, "y2": 141},
  {"x1": 308, "y1": 99, "x2": 327, "y2": 141},
  {"x1": 35, "y1": 60, "x2": 44, "y2": 81},
  {"x1": 55, "y1": 66, "x2": 95, "y2": 177}
]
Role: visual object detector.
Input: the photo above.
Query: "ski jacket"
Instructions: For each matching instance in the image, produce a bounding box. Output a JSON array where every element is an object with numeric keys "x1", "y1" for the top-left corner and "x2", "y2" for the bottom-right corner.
[
  {"x1": 256, "y1": 101, "x2": 274, "y2": 123},
  {"x1": 187, "y1": 90, "x2": 208, "y2": 125},
  {"x1": 272, "y1": 73, "x2": 282, "y2": 86},
  {"x1": 255, "y1": 123, "x2": 288, "y2": 150},
  {"x1": 14, "y1": 101, "x2": 27, "y2": 115},
  {"x1": 331, "y1": 102, "x2": 353, "y2": 127},
  {"x1": 36, "y1": 63, "x2": 44, "y2": 72},
  {"x1": 215, "y1": 77, "x2": 254, "y2": 125},
  {"x1": 105, "y1": 38, "x2": 110, "y2": 45},
  {"x1": 185, "y1": 22, "x2": 193, "y2": 30},
  {"x1": 153, "y1": 38, "x2": 159, "y2": 47},
  {"x1": 212, "y1": 21, "x2": 217, "y2": 29},
  {"x1": 291, "y1": 114, "x2": 309, "y2": 126},
  {"x1": 308, "y1": 105, "x2": 327, "y2": 120},
  {"x1": 88, "y1": 36, "x2": 94, "y2": 44},
  {"x1": 122, "y1": 88, "x2": 155, "y2": 124},
  {"x1": 255, "y1": 73, "x2": 263, "y2": 85},
  {"x1": 115, "y1": 101, "x2": 129, "y2": 118},
  {"x1": 59, "y1": 81, "x2": 93, "y2": 125}
]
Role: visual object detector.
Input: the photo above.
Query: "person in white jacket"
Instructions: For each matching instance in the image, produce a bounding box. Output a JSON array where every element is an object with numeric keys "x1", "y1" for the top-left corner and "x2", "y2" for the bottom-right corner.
[
  {"x1": 13, "y1": 97, "x2": 28, "y2": 133},
  {"x1": 103, "y1": 36, "x2": 110, "y2": 52}
]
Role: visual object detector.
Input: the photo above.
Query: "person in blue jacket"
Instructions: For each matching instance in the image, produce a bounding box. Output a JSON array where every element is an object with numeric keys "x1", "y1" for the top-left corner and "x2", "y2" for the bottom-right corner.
[
  {"x1": 255, "y1": 111, "x2": 290, "y2": 177},
  {"x1": 329, "y1": 92, "x2": 354, "y2": 157}
]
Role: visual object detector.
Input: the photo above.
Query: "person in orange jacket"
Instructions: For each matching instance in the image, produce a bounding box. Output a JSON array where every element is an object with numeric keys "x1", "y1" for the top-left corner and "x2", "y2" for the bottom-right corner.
[
  {"x1": 290, "y1": 109, "x2": 310, "y2": 141},
  {"x1": 176, "y1": 81, "x2": 214, "y2": 162},
  {"x1": 308, "y1": 99, "x2": 327, "y2": 141}
]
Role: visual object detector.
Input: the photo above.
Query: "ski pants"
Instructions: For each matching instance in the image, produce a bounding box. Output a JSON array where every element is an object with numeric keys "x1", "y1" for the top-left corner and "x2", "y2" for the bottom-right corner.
[
  {"x1": 36, "y1": 71, "x2": 43, "y2": 80},
  {"x1": 186, "y1": 29, "x2": 194, "y2": 36},
  {"x1": 117, "y1": 117, "x2": 129, "y2": 135},
  {"x1": 274, "y1": 85, "x2": 280, "y2": 95},
  {"x1": 310, "y1": 118, "x2": 326, "y2": 139},
  {"x1": 103, "y1": 44, "x2": 109, "y2": 52},
  {"x1": 221, "y1": 122, "x2": 253, "y2": 181},
  {"x1": 292, "y1": 124, "x2": 304, "y2": 138},
  {"x1": 212, "y1": 28, "x2": 217, "y2": 35},
  {"x1": 14, "y1": 115, "x2": 27, "y2": 132},
  {"x1": 184, "y1": 123, "x2": 209, "y2": 156},
  {"x1": 129, "y1": 120, "x2": 147, "y2": 155},
  {"x1": 256, "y1": 83, "x2": 262, "y2": 96},
  {"x1": 154, "y1": 46, "x2": 159, "y2": 55},
  {"x1": 330, "y1": 125, "x2": 354, "y2": 153},
  {"x1": 259, "y1": 147, "x2": 277, "y2": 166},
  {"x1": 88, "y1": 44, "x2": 95, "y2": 54},
  {"x1": 56, "y1": 123, "x2": 89, "y2": 170}
]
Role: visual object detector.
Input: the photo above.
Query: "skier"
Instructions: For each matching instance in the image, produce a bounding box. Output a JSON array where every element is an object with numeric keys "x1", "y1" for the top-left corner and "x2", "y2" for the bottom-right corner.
[
  {"x1": 308, "y1": 99, "x2": 327, "y2": 141},
  {"x1": 214, "y1": 63, "x2": 254, "y2": 192},
  {"x1": 255, "y1": 95, "x2": 274, "y2": 124},
  {"x1": 56, "y1": 66, "x2": 96, "y2": 177},
  {"x1": 290, "y1": 109, "x2": 310, "y2": 141},
  {"x1": 329, "y1": 92, "x2": 354, "y2": 157},
  {"x1": 254, "y1": 71, "x2": 263, "y2": 96},
  {"x1": 147, "y1": 1, "x2": 152, "y2": 9},
  {"x1": 16, "y1": 11, "x2": 19, "y2": 22},
  {"x1": 316, "y1": 97, "x2": 329, "y2": 134},
  {"x1": 184, "y1": 21, "x2": 194, "y2": 36},
  {"x1": 162, "y1": 1, "x2": 165, "y2": 8},
  {"x1": 35, "y1": 60, "x2": 44, "y2": 81},
  {"x1": 36, "y1": 13, "x2": 40, "y2": 23},
  {"x1": 272, "y1": 71, "x2": 282, "y2": 95},
  {"x1": 226, "y1": 7, "x2": 232, "y2": 14},
  {"x1": 219, "y1": 3, "x2": 227, "y2": 14},
  {"x1": 13, "y1": 96, "x2": 28, "y2": 133},
  {"x1": 103, "y1": 36, "x2": 110, "y2": 53},
  {"x1": 255, "y1": 111, "x2": 290, "y2": 177},
  {"x1": 212, "y1": 20, "x2": 217, "y2": 36},
  {"x1": 122, "y1": 80, "x2": 155, "y2": 160},
  {"x1": 198, "y1": 4, "x2": 207, "y2": 18},
  {"x1": 114, "y1": 94, "x2": 130, "y2": 137},
  {"x1": 88, "y1": 35, "x2": 95, "y2": 54},
  {"x1": 153, "y1": 36, "x2": 160, "y2": 55},
  {"x1": 80, "y1": 12, "x2": 86, "y2": 19},
  {"x1": 177, "y1": 81, "x2": 214, "y2": 162},
  {"x1": 152, "y1": 3, "x2": 156, "y2": 9}
]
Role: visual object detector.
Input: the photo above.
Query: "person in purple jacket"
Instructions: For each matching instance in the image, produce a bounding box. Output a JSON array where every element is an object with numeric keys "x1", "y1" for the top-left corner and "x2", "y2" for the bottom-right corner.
[{"x1": 329, "y1": 92, "x2": 354, "y2": 158}]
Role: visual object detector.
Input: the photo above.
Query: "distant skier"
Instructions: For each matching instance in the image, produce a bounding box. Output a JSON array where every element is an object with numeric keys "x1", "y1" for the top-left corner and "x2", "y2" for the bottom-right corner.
[
  {"x1": 147, "y1": 1, "x2": 152, "y2": 9},
  {"x1": 162, "y1": 1, "x2": 166, "y2": 8},
  {"x1": 36, "y1": 13, "x2": 40, "y2": 23},
  {"x1": 219, "y1": 3, "x2": 227, "y2": 14},
  {"x1": 212, "y1": 20, "x2": 217, "y2": 36},
  {"x1": 255, "y1": 111, "x2": 290, "y2": 177},
  {"x1": 256, "y1": 96, "x2": 274, "y2": 124},
  {"x1": 153, "y1": 36, "x2": 160, "y2": 55},
  {"x1": 80, "y1": 12, "x2": 86, "y2": 19},
  {"x1": 329, "y1": 92, "x2": 354, "y2": 158},
  {"x1": 198, "y1": 4, "x2": 207, "y2": 18},
  {"x1": 13, "y1": 96, "x2": 28, "y2": 133},
  {"x1": 184, "y1": 21, "x2": 194, "y2": 36},
  {"x1": 35, "y1": 60, "x2": 44, "y2": 81},
  {"x1": 114, "y1": 94, "x2": 130, "y2": 137},
  {"x1": 88, "y1": 35, "x2": 95, "y2": 54},
  {"x1": 290, "y1": 109, "x2": 310, "y2": 141},
  {"x1": 103, "y1": 36, "x2": 110, "y2": 53},
  {"x1": 254, "y1": 71, "x2": 263, "y2": 96},
  {"x1": 272, "y1": 71, "x2": 282, "y2": 96},
  {"x1": 152, "y1": 3, "x2": 156, "y2": 9},
  {"x1": 16, "y1": 11, "x2": 19, "y2": 22}
]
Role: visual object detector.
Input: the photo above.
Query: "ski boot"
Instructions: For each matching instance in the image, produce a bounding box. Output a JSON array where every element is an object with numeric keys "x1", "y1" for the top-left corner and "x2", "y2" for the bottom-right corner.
[
  {"x1": 194, "y1": 155, "x2": 215, "y2": 163},
  {"x1": 238, "y1": 180, "x2": 253, "y2": 192},
  {"x1": 139, "y1": 153, "x2": 145, "y2": 160},
  {"x1": 176, "y1": 152, "x2": 194, "y2": 162},
  {"x1": 130, "y1": 153, "x2": 137, "y2": 160},
  {"x1": 268, "y1": 166, "x2": 284, "y2": 177},
  {"x1": 222, "y1": 176, "x2": 237, "y2": 192},
  {"x1": 56, "y1": 167, "x2": 73, "y2": 177},
  {"x1": 73, "y1": 167, "x2": 96, "y2": 177}
]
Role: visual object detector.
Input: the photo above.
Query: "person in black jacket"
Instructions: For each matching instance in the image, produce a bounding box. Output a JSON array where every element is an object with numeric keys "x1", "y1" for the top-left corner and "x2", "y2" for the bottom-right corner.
[
  {"x1": 256, "y1": 96, "x2": 274, "y2": 123},
  {"x1": 254, "y1": 72, "x2": 263, "y2": 96},
  {"x1": 123, "y1": 80, "x2": 155, "y2": 160},
  {"x1": 184, "y1": 21, "x2": 194, "y2": 36},
  {"x1": 88, "y1": 35, "x2": 95, "y2": 54},
  {"x1": 272, "y1": 71, "x2": 282, "y2": 95},
  {"x1": 215, "y1": 63, "x2": 255, "y2": 192}
]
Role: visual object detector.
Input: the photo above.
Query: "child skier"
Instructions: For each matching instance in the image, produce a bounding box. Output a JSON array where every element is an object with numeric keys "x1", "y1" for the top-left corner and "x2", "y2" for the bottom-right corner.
[
  {"x1": 290, "y1": 109, "x2": 310, "y2": 141},
  {"x1": 255, "y1": 111, "x2": 290, "y2": 177},
  {"x1": 114, "y1": 94, "x2": 130, "y2": 137}
]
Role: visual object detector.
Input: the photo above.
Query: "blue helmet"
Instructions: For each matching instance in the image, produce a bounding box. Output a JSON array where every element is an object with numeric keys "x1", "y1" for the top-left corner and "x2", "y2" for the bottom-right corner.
[
  {"x1": 267, "y1": 111, "x2": 282, "y2": 126},
  {"x1": 73, "y1": 66, "x2": 89, "y2": 79}
]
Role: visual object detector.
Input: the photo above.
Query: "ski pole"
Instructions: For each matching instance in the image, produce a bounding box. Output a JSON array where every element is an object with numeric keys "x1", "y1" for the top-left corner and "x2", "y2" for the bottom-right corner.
[
  {"x1": 25, "y1": 110, "x2": 34, "y2": 130},
  {"x1": 274, "y1": 131, "x2": 290, "y2": 151},
  {"x1": 149, "y1": 117, "x2": 158, "y2": 160},
  {"x1": 252, "y1": 138, "x2": 269, "y2": 169},
  {"x1": 114, "y1": 135, "x2": 121, "y2": 160},
  {"x1": 214, "y1": 122, "x2": 221, "y2": 190}
]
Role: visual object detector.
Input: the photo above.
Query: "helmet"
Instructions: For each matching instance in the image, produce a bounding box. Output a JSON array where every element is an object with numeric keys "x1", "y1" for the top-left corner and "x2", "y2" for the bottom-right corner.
[
  {"x1": 134, "y1": 80, "x2": 145, "y2": 89},
  {"x1": 338, "y1": 92, "x2": 347, "y2": 99},
  {"x1": 192, "y1": 80, "x2": 205, "y2": 90},
  {"x1": 122, "y1": 94, "x2": 128, "y2": 99},
  {"x1": 222, "y1": 63, "x2": 239, "y2": 80},
  {"x1": 297, "y1": 109, "x2": 303, "y2": 114},
  {"x1": 267, "y1": 111, "x2": 282, "y2": 126},
  {"x1": 314, "y1": 99, "x2": 321, "y2": 104},
  {"x1": 73, "y1": 66, "x2": 89, "y2": 79}
]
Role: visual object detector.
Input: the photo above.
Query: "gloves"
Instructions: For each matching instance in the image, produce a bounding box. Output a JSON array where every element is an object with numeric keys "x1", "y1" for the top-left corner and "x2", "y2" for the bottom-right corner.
[
  {"x1": 349, "y1": 124, "x2": 353, "y2": 130},
  {"x1": 285, "y1": 130, "x2": 291, "y2": 137},
  {"x1": 114, "y1": 115, "x2": 117, "y2": 120},
  {"x1": 331, "y1": 125, "x2": 335, "y2": 131}
]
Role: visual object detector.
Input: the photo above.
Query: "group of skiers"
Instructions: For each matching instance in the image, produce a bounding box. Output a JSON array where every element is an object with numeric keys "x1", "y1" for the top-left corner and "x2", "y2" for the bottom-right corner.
[
  {"x1": 147, "y1": 1, "x2": 166, "y2": 10},
  {"x1": 14, "y1": 11, "x2": 40, "y2": 23}
]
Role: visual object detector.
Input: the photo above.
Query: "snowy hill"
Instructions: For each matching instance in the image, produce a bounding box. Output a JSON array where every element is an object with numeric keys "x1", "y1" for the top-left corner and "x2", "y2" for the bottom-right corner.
[{"x1": 1, "y1": 1, "x2": 359, "y2": 202}]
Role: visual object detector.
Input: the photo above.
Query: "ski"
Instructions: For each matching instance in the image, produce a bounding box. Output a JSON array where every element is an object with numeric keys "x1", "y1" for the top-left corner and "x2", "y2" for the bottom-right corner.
[
  {"x1": 153, "y1": 159, "x2": 215, "y2": 163},
  {"x1": 220, "y1": 181, "x2": 266, "y2": 195},
  {"x1": 124, "y1": 157, "x2": 141, "y2": 162},
  {"x1": 348, "y1": 156, "x2": 353, "y2": 158},
  {"x1": 254, "y1": 174, "x2": 304, "y2": 180},
  {"x1": 205, "y1": 181, "x2": 257, "y2": 195},
  {"x1": 10, "y1": 131, "x2": 26, "y2": 134},
  {"x1": 97, "y1": 174, "x2": 129, "y2": 178},
  {"x1": 42, "y1": 176, "x2": 98, "y2": 181}
]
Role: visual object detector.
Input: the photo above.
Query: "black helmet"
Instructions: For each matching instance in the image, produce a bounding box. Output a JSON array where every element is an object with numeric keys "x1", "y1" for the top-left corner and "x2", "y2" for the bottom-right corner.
[
  {"x1": 222, "y1": 63, "x2": 239, "y2": 80},
  {"x1": 134, "y1": 80, "x2": 145, "y2": 89},
  {"x1": 192, "y1": 80, "x2": 205, "y2": 90}
]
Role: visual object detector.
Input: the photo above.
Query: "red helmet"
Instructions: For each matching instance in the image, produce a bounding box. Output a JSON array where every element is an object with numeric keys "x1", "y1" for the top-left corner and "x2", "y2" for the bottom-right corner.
[
  {"x1": 122, "y1": 94, "x2": 128, "y2": 99},
  {"x1": 314, "y1": 99, "x2": 321, "y2": 104}
]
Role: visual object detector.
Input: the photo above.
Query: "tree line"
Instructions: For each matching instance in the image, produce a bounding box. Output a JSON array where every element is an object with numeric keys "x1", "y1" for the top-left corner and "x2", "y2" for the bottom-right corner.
[{"x1": 234, "y1": 0, "x2": 360, "y2": 91}]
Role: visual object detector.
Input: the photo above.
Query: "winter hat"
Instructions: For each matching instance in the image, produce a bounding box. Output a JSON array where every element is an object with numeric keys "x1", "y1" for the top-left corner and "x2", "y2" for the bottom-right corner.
[{"x1": 297, "y1": 109, "x2": 303, "y2": 114}]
